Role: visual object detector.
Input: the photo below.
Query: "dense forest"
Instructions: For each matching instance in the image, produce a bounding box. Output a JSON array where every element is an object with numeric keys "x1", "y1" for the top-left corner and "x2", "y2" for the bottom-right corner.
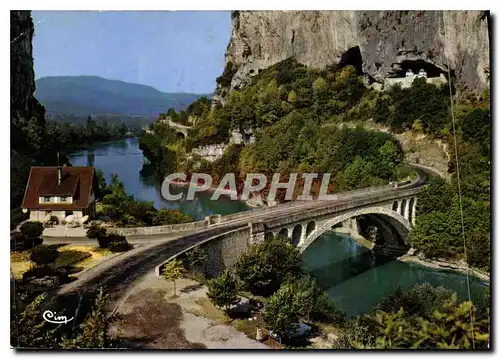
[{"x1": 140, "y1": 61, "x2": 413, "y2": 196}]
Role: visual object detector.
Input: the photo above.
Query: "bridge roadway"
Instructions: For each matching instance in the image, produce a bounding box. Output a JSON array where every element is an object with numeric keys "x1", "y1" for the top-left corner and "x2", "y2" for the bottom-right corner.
[{"x1": 56, "y1": 164, "x2": 434, "y2": 303}]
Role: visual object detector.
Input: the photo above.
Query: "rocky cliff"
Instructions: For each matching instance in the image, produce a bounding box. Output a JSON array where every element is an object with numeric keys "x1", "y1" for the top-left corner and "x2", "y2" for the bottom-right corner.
[
  {"x1": 11, "y1": 10, "x2": 46, "y2": 207},
  {"x1": 213, "y1": 10, "x2": 489, "y2": 105}
]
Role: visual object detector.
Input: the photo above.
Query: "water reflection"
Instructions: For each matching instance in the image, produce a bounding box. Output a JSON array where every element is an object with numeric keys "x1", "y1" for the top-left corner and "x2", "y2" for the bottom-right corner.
[
  {"x1": 68, "y1": 138, "x2": 249, "y2": 220},
  {"x1": 303, "y1": 231, "x2": 488, "y2": 316}
]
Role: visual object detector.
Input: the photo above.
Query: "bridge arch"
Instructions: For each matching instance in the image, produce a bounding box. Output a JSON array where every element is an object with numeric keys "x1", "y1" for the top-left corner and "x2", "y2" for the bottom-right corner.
[
  {"x1": 400, "y1": 199, "x2": 407, "y2": 217},
  {"x1": 291, "y1": 224, "x2": 302, "y2": 246},
  {"x1": 306, "y1": 221, "x2": 316, "y2": 237},
  {"x1": 299, "y1": 206, "x2": 412, "y2": 253},
  {"x1": 408, "y1": 197, "x2": 415, "y2": 224},
  {"x1": 278, "y1": 227, "x2": 289, "y2": 238}
]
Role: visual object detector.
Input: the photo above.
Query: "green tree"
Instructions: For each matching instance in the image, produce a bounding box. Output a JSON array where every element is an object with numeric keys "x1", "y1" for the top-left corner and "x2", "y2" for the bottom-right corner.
[
  {"x1": 262, "y1": 283, "x2": 301, "y2": 341},
  {"x1": 163, "y1": 258, "x2": 183, "y2": 296},
  {"x1": 152, "y1": 208, "x2": 193, "y2": 226},
  {"x1": 378, "y1": 140, "x2": 404, "y2": 173},
  {"x1": 207, "y1": 272, "x2": 240, "y2": 312},
  {"x1": 30, "y1": 245, "x2": 59, "y2": 266},
  {"x1": 233, "y1": 235, "x2": 303, "y2": 295},
  {"x1": 186, "y1": 246, "x2": 208, "y2": 273},
  {"x1": 20, "y1": 221, "x2": 44, "y2": 239},
  {"x1": 416, "y1": 177, "x2": 453, "y2": 216},
  {"x1": 86, "y1": 223, "x2": 107, "y2": 240}
]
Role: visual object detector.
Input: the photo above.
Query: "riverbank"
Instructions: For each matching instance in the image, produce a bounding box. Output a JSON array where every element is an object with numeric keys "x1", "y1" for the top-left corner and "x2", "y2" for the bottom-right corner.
[
  {"x1": 332, "y1": 227, "x2": 489, "y2": 283},
  {"x1": 332, "y1": 227, "x2": 374, "y2": 250},
  {"x1": 398, "y1": 253, "x2": 490, "y2": 282}
]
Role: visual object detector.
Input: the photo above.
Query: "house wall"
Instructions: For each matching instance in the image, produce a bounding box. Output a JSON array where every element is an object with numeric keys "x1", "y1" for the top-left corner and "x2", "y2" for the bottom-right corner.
[{"x1": 28, "y1": 209, "x2": 83, "y2": 222}]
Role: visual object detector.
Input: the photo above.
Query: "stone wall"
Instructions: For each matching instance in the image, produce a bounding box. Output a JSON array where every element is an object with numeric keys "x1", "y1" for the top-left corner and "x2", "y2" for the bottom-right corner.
[
  {"x1": 384, "y1": 74, "x2": 447, "y2": 89},
  {"x1": 112, "y1": 219, "x2": 208, "y2": 236},
  {"x1": 156, "y1": 226, "x2": 251, "y2": 278},
  {"x1": 199, "y1": 226, "x2": 251, "y2": 277}
]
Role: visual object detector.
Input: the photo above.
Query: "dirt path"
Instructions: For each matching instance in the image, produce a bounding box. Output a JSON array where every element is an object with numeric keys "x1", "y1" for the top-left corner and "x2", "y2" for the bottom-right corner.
[{"x1": 112, "y1": 273, "x2": 268, "y2": 349}]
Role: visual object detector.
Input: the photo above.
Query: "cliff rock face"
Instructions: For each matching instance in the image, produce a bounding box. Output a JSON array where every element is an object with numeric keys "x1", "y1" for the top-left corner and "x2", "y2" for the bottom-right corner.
[
  {"x1": 213, "y1": 11, "x2": 489, "y2": 105},
  {"x1": 11, "y1": 10, "x2": 45, "y2": 207}
]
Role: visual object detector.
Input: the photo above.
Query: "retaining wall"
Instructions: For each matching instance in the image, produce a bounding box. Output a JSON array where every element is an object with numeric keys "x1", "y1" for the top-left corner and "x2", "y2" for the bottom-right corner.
[
  {"x1": 156, "y1": 225, "x2": 251, "y2": 278},
  {"x1": 112, "y1": 219, "x2": 208, "y2": 236}
]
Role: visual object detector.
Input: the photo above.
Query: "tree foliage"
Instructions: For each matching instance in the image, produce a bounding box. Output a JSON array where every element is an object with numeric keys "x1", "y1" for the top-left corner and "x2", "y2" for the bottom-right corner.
[
  {"x1": 232, "y1": 235, "x2": 303, "y2": 296},
  {"x1": 262, "y1": 283, "x2": 301, "y2": 336},
  {"x1": 30, "y1": 245, "x2": 59, "y2": 266},
  {"x1": 61, "y1": 288, "x2": 115, "y2": 348},
  {"x1": 207, "y1": 272, "x2": 240, "y2": 312},
  {"x1": 163, "y1": 258, "x2": 183, "y2": 296},
  {"x1": 20, "y1": 221, "x2": 44, "y2": 239}
]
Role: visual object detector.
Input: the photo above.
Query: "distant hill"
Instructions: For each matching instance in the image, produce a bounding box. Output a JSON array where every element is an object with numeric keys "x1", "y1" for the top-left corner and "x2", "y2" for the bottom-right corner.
[{"x1": 35, "y1": 76, "x2": 212, "y2": 118}]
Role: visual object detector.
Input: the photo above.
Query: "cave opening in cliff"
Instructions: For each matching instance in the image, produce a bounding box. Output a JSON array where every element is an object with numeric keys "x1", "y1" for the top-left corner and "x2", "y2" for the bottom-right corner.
[
  {"x1": 339, "y1": 46, "x2": 363, "y2": 75},
  {"x1": 393, "y1": 60, "x2": 443, "y2": 78}
]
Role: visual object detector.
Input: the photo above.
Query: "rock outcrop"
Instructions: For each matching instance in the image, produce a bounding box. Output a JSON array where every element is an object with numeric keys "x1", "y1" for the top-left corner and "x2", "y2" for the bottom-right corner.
[
  {"x1": 213, "y1": 10, "x2": 489, "y2": 106},
  {"x1": 11, "y1": 11, "x2": 46, "y2": 207}
]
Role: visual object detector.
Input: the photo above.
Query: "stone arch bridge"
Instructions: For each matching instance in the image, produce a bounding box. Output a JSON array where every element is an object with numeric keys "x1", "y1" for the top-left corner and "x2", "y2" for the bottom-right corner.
[
  {"x1": 56, "y1": 165, "x2": 437, "y2": 298},
  {"x1": 151, "y1": 164, "x2": 435, "y2": 277}
]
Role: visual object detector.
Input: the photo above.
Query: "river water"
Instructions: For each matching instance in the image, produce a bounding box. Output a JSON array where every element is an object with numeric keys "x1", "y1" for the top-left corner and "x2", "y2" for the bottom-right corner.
[{"x1": 69, "y1": 138, "x2": 488, "y2": 316}]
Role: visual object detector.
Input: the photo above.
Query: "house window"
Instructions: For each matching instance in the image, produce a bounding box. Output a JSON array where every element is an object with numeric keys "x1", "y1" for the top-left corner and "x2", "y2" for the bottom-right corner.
[
  {"x1": 43, "y1": 197, "x2": 51, "y2": 203},
  {"x1": 60, "y1": 196, "x2": 70, "y2": 202}
]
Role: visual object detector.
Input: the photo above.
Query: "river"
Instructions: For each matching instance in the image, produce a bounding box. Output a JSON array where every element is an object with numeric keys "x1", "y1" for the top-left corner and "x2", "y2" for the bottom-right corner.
[
  {"x1": 68, "y1": 138, "x2": 248, "y2": 220},
  {"x1": 69, "y1": 138, "x2": 488, "y2": 316}
]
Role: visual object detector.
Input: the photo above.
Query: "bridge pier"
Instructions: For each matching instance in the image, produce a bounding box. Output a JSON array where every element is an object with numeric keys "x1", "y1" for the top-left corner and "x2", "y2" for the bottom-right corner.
[{"x1": 249, "y1": 222, "x2": 266, "y2": 244}]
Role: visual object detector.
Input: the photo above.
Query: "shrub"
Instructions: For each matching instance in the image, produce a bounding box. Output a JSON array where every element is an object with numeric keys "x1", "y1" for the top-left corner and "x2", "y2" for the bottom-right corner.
[
  {"x1": 22, "y1": 265, "x2": 68, "y2": 282},
  {"x1": 53, "y1": 250, "x2": 92, "y2": 268},
  {"x1": 20, "y1": 221, "x2": 44, "y2": 239},
  {"x1": 86, "y1": 223, "x2": 107, "y2": 240},
  {"x1": 10, "y1": 231, "x2": 41, "y2": 251},
  {"x1": 108, "y1": 240, "x2": 131, "y2": 253},
  {"x1": 49, "y1": 216, "x2": 59, "y2": 224},
  {"x1": 207, "y1": 272, "x2": 240, "y2": 312},
  {"x1": 216, "y1": 61, "x2": 236, "y2": 87},
  {"x1": 97, "y1": 236, "x2": 110, "y2": 249},
  {"x1": 152, "y1": 208, "x2": 193, "y2": 226},
  {"x1": 97, "y1": 232, "x2": 126, "y2": 249},
  {"x1": 30, "y1": 245, "x2": 59, "y2": 266}
]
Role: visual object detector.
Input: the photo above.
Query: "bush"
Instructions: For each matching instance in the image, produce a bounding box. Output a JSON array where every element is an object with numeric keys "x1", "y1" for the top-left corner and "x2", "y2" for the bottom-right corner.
[
  {"x1": 97, "y1": 232, "x2": 126, "y2": 249},
  {"x1": 108, "y1": 240, "x2": 131, "y2": 253},
  {"x1": 86, "y1": 223, "x2": 107, "y2": 239},
  {"x1": 20, "y1": 221, "x2": 44, "y2": 239},
  {"x1": 97, "y1": 236, "x2": 110, "y2": 249},
  {"x1": 30, "y1": 245, "x2": 59, "y2": 266},
  {"x1": 49, "y1": 216, "x2": 59, "y2": 224},
  {"x1": 152, "y1": 208, "x2": 193, "y2": 226},
  {"x1": 375, "y1": 283, "x2": 455, "y2": 318},
  {"x1": 53, "y1": 250, "x2": 92, "y2": 268},
  {"x1": 207, "y1": 272, "x2": 240, "y2": 312},
  {"x1": 22, "y1": 265, "x2": 68, "y2": 282},
  {"x1": 10, "y1": 231, "x2": 42, "y2": 251}
]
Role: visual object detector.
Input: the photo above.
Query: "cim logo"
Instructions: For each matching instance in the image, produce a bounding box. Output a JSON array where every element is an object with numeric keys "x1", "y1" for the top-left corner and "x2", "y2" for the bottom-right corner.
[{"x1": 42, "y1": 310, "x2": 74, "y2": 324}]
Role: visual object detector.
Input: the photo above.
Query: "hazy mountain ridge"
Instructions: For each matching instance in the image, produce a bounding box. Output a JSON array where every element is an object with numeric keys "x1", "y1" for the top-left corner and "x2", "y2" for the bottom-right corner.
[{"x1": 35, "y1": 75, "x2": 212, "y2": 117}]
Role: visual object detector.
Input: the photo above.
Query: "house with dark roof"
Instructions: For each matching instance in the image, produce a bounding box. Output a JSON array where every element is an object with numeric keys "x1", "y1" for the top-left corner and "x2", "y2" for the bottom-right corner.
[{"x1": 22, "y1": 166, "x2": 99, "y2": 222}]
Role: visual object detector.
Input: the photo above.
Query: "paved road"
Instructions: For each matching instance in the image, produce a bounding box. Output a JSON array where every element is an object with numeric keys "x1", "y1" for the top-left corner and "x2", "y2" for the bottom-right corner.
[{"x1": 43, "y1": 230, "x2": 199, "y2": 246}]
